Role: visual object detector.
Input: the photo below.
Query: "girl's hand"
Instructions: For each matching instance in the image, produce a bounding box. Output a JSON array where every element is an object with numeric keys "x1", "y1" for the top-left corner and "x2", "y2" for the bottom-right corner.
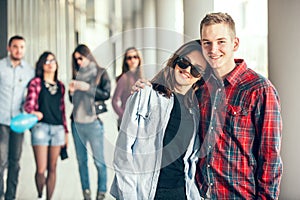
[
  {"x1": 131, "y1": 78, "x2": 151, "y2": 94},
  {"x1": 64, "y1": 134, "x2": 69, "y2": 147},
  {"x1": 31, "y1": 111, "x2": 43, "y2": 121},
  {"x1": 72, "y1": 80, "x2": 90, "y2": 91},
  {"x1": 69, "y1": 81, "x2": 76, "y2": 94}
]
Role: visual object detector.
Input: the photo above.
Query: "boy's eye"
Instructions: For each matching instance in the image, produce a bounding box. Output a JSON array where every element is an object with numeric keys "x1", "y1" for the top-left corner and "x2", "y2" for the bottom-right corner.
[{"x1": 202, "y1": 42, "x2": 210, "y2": 46}]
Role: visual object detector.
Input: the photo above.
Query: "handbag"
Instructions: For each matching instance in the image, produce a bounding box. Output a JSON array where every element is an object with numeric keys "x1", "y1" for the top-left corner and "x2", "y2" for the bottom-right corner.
[{"x1": 95, "y1": 100, "x2": 108, "y2": 114}]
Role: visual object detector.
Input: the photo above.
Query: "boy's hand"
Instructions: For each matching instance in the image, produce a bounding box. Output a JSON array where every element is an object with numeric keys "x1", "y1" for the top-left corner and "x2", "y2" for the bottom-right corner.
[{"x1": 131, "y1": 78, "x2": 151, "y2": 94}]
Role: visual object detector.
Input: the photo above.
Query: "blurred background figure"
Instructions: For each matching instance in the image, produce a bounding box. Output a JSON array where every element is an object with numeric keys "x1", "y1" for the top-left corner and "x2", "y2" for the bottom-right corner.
[
  {"x1": 0, "y1": 35, "x2": 34, "y2": 200},
  {"x1": 24, "y1": 51, "x2": 68, "y2": 200},
  {"x1": 112, "y1": 47, "x2": 143, "y2": 130},
  {"x1": 69, "y1": 44, "x2": 111, "y2": 200}
]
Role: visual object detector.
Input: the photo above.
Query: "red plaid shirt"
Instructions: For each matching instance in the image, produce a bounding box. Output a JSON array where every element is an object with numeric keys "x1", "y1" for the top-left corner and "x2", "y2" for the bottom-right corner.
[
  {"x1": 195, "y1": 59, "x2": 283, "y2": 199},
  {"x1": 24, "y1": 77, "x2": 68, "y2": 133}
]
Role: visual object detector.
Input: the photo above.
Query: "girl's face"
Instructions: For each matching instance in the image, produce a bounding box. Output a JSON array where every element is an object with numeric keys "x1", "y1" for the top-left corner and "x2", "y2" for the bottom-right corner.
[
  {"x1": 174, "y1": 50, "x2": 207, "y2": 94},
  {"x1": 74, "y1": 52, "x2": 90, "y2": 67},
  {"x1": 43, "y1": 54, "x2": 57, "y2": 74},
  {"x1": 125, "y1": 49, "x2": 140, "y2": 71}
]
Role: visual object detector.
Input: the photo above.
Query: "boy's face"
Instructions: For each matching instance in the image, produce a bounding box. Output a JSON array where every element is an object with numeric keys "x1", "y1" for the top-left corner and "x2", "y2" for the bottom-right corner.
[
  {"x1": 200, "y1": 23, "x2": 239, "y2": 77},
  {"x1": 7, "y1": 39, "x2": 26, "y2": 61}
]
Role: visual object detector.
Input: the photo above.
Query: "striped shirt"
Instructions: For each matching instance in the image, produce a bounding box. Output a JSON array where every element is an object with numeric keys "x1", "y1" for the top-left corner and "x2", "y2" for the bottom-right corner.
[{"x1": 196, "y1": 59, "x2": 283, "y2": 199}]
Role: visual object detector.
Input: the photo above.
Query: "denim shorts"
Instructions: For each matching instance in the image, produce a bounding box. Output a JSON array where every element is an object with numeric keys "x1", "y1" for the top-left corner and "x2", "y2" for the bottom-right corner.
[{"x1": 31, "y1": 122, "x2": 65, "y2": 146}]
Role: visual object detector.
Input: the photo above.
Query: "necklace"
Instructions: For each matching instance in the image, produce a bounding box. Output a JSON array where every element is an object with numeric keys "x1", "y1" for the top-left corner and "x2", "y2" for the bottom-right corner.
[{"x1": 44, "y1": 81, "x2": 58, "y2": 95}]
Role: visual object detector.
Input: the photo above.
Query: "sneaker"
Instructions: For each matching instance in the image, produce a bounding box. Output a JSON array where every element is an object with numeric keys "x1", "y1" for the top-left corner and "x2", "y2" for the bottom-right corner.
[
  {"x1": 83, "y1": 189, "x2": 91, "y2": 200},
  {"x1": 96, "y1": 192, "x2": 105, "y2": 200}
]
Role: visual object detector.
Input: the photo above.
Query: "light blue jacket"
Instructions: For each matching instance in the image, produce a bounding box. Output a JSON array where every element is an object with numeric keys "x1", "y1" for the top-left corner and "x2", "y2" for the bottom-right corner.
[{"x1": 110, "y1": 85, "x2": 202, "y2": 200}]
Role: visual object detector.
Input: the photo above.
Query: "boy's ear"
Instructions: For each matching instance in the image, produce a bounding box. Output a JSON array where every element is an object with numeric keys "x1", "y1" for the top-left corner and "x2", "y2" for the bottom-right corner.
[{"x1": 233, "y1": 37, "x2": 240, "y2": 51}]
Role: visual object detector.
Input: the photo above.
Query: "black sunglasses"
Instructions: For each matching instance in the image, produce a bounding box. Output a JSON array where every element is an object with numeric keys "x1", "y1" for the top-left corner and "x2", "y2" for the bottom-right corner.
[
  {"x1": 175, "y1": 57, "x2": 205, "y2": 78},
  {"x1": 126, "y1": 55, "x2": 139, "y2": 60},
  {"x1": 74, "y1": 57, "x2": 83, "y2": 61}
]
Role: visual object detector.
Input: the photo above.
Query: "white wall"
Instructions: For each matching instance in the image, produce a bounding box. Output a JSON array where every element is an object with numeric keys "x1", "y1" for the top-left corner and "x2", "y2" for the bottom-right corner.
[{"x1": 268, "y1": 0, "x2": 300, "y2": 198}]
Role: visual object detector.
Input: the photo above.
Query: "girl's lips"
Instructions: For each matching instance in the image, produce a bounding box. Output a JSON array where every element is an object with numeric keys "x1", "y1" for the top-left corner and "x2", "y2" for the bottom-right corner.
[{"x1": 179, "y1": 70, "x2": 191, "y2": 79}]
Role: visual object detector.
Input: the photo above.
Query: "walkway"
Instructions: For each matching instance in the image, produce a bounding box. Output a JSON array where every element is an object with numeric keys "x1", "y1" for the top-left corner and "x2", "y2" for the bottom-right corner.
[{"x1": 16, "y1": 105, "x2": 119, "y2": 200}]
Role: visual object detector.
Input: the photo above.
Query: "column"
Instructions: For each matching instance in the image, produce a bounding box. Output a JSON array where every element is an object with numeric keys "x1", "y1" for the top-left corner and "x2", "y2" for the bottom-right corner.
[
  {"x1": 122, "y1": 0, "x2": 135, "y2": 49},
  {"x1": 142, "y1": 0, "x2": 157, "y2": 79},
  {"x1": 0, "y1": 0, "x2": 7, "y2": 58},
  {"x1": 86, "y1": 0, "x2": 110, "y2": 49},
  {"x1": 155, "y1": 0, "x2": 184, "y2": 71},
  {"x1": 183, "y1": 0, "x2": 213, "y2": 41}
]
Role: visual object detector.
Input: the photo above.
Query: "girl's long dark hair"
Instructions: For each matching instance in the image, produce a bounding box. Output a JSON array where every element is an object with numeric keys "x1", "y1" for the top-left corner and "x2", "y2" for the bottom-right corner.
[
  {"x1": 72, "y1": 44, "x2": 103, "y2": 83},
  {"x1": 151, "y1": 40, "x2": 203, "y2": 107},
  {"x1": 35, "y1": 51, "x2": 58, "y2": 81},
  {"x1": 116, "y1": 47, "x2": 143, "y2": 81}
]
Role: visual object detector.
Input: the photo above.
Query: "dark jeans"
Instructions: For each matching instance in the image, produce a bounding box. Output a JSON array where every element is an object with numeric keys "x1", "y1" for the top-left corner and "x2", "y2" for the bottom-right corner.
[
  {"x1": 154, "y1": 187, "x2": 187, "y2": 200},
  {"x1": 0, "y1": 124, "x2": 24, "y2": 200}
]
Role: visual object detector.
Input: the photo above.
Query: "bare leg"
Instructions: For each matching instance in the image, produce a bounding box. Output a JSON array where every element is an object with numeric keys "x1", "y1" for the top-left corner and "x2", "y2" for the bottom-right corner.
[
  {"x1": 46, "y1": 146, "x2": 61, "y2": 200},
  {"x1": 33, "y1": 145, "x2": 48, "y2": 198}
]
